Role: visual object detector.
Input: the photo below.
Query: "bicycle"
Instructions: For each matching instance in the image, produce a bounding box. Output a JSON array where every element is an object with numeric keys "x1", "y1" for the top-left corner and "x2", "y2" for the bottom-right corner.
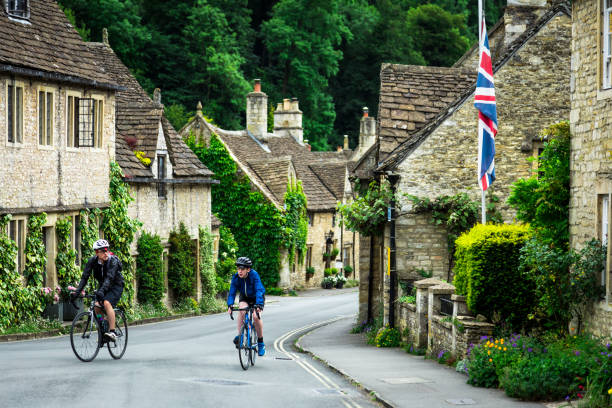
[
  {"x1": 230, "y1": 305, "x2": 260, "y2": 370},
  {"x1": 70, "y1": 293, "x2": 128, "y2": 362}
]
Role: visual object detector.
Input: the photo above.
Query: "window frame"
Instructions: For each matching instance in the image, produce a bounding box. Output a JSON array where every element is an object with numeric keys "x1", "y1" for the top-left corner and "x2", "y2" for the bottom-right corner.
[
  {"x1": 8, "y1": 218, "x2": 26, "y2": 275},
  {"x1": 66, "y1": 92, "x2": 104, "y2": 149},
  {"x1": 38, "y1": 87, "x2": 54, "y2": 147},
  {"x1": 158, "y1": 154, "x2": 167, "y2": 197},
  {"x1": 603, "y1": 0, "x2": 612, "y2": 89},
  {"x1": 6, "y1": 81, "x2": 24, "y2": 145},
  {"x1": 5, "y1": 0, "x2": 29, "y2": 20}
]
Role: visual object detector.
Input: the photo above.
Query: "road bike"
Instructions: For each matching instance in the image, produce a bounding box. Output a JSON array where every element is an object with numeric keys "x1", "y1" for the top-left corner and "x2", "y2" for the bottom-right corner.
[
  {"x1": 230, "y1": 305, "x2": 260, "y2": 370},
  {"x1": 70, "y1": 293, "x2": 128, "y2": 362}
]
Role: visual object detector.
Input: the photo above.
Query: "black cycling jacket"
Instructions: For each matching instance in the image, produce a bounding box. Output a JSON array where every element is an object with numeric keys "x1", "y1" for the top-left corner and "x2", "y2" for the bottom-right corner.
[{"x1": 75, "y1": 254, "x2": 124, "y2": 296}]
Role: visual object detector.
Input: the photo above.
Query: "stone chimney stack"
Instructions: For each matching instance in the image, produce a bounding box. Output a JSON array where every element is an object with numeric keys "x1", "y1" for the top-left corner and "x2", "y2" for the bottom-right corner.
[
  {"x1": 343, "y1": 135, "x2": 349, "y2": 150},
  {"x1": 102, "y1": 28, "x2": 109, "y2": 46},
  {"x1": 246, "y1": 79, "x2": 268, "y2": 138},
  {"x1": 153, "y1": 88, "x2": 162, "y2": 106},
  {"x1": 502, "y1": 0, "x2": 547, "y2": 48},
  {"x1": 273, "y1": 97, "x2": 303, "y2": 144},
  {"x1": 358, "y1": 107, "x2": 376, "y2": 152}
]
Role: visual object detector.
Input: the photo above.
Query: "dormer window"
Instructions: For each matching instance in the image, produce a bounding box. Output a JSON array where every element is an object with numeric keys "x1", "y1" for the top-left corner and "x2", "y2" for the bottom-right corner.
[{"x1": 6, "y1": 0, "x2": 29, "y2": 20}]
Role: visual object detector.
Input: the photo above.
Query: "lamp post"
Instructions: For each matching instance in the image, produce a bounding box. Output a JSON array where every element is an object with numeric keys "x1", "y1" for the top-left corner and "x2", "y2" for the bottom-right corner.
[{"x1": 324, "y1": 230, "x2": 334, "y2": 269}]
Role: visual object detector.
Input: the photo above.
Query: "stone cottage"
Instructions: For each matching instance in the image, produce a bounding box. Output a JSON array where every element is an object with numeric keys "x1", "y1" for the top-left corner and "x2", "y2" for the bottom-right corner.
[
  {"x1": 86, "y1": 32, "x2": 217, "y2": 304},
  {"x1": 358, "y1": 0, "x2": 572, "y2": 324},
  {"x1": 180, "y1": 81, "x2": 372, "y2": 288},
  {"x1": 0, "y1": 0, "x2": 121, "y2": 288},
  {"x1": 569, "y1": 0, "x2": 612, "y2": 338}
]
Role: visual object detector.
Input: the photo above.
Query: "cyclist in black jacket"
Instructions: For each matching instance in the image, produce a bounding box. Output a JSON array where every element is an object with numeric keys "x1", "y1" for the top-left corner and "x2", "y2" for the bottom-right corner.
[{"x1": 71, "y1": 239, "x2": 124, "y2": 342}]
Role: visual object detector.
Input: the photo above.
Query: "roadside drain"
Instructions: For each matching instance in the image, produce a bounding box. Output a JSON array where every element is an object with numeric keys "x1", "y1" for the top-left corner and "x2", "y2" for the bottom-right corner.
[
  {"x1": 190, "y1": 379, "x2": 250, "y2": 386},
  {"x1": 275, "y1": 357, "x2": 293, "y2": 360},
  {"x1": 445, "y1": 398, "x2": 476, "y2": 405}
]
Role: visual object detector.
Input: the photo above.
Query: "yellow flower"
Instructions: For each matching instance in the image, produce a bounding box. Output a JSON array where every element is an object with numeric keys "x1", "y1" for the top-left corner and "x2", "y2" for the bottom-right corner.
[
  {"x1": 503, "y1": 347, "x2": 507, "y2": 351},
  {"x1": 608, "y1": 387, "x2": 612, "y2": 395},
  {"x1": 500, "y1": 339, "x2": 504, "y2": 344},
  {"x1": 495, "y1": 340, "x2": 499, "y2": 344},
  {"x1": 489, "y1": 343, "x2": 494, "y2": 348},
  {"x1": 489, "y1": 358, "x2": 492, "y2": 362},
  {"x1": 488, "y1": 350, "x2": 491, "y2": 355}
]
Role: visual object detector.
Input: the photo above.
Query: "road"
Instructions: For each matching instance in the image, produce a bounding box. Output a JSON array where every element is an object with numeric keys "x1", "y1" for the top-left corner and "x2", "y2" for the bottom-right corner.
[{"x1": 0, "y1": 290, "x2": 377, "y2": 408}]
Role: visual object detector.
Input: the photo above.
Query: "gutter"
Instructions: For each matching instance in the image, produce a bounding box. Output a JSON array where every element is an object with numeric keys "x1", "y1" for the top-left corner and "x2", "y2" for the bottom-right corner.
[
  {"x1": 124, "y1": 177, "x2": 220, "y2": 185},
  {"x1": 0, "y1": 64, "x2": 124, "y2": 91}
]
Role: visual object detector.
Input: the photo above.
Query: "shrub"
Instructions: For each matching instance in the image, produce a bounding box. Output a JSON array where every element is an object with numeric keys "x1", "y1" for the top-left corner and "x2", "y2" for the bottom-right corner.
[
  {"x1": 453, "y1": 223, "x2": 534, "y2": 331},
  {"x1": 374, "y1": 326, "x2": 401, "y2": 347},
  {"x1": 215, "y1": 226, "x2": 237, "y2": 296},
  {"x1": 266, "y1": 287, "x2": 284, "y2": 296},
  {"x1": 23, "y1": 213, "x2": 47, "y2": 287},
  {"x1": 136, "y1": 232, "x2": 164, "y2": 305},
  {"x1": 199, "y1": 226, "x2": 216, "y2": 304},
  {"x1": 168, "y1": 222, "x2": 195, "y2": 299},
  {"x1": 306, "y1": 266, "x2": 315, "y2": 275}
]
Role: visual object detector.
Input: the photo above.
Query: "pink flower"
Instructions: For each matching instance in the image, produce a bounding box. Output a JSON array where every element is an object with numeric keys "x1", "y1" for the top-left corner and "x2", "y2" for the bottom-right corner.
[{"x1": 53, "y1": 294, "x2": 59, "y2": 302}]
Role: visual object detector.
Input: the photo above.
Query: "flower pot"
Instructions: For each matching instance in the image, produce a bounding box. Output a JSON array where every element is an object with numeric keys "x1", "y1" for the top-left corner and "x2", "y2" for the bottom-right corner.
[
  {"x1": 43, "y1": 302, "x2": 63, "y2": 321},
  {"x1": 62, "y1": 299, "x2": 84, "y2": 321},
  {"x1": 335, "y1": 281, "x2": 344, "y2": 289},
  {"x1": 322, "y1": 281, "x2": 333, "y2": 289},
  {"x1": 305, "y1": 273, "x2": 314, "y2": 281}
]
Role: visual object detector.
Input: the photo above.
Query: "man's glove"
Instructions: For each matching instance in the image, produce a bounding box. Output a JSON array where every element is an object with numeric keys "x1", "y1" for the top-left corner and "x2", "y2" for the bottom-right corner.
[
  {"x1": 254, "y1": 304, "x2": 264, "y2": 311},
  {"x1": 94, "y1": 290, "x2": 104, "y2": 301}
]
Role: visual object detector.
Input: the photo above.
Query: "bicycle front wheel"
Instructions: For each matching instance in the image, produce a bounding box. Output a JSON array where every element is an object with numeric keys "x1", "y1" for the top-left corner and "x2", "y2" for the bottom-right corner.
[
  {"x1": 238, "y1": 326, "x2": 250, "y2": 370},
  {"x1": 70, "y1": 311, "x2": 101, "y2": 362},
  {"x1": 107, "y1": 309, "x2": 128, "y2": 359},
  {"x1": 250, "y1": 321, "x2": 257, "y2": 366}
]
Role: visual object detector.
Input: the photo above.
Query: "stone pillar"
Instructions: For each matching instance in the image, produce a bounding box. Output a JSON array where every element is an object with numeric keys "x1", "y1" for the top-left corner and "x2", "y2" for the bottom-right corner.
[
  {"x1": 278, "y1": 248, "x2": 291, "y2": 288},
  {"x1": 246, "y1": 79, "x2": 268, "y2": 138},
  {"x1": 414, "y1": 278, "x2": 445, "y2": 348},
  {"x1": 427, "y1": 282, "x2": 455, "y2": 351}
]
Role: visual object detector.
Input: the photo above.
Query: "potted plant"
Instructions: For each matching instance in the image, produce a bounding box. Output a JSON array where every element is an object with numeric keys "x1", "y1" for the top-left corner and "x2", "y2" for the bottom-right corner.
[
  {"x1": 335, "y1": 274, "x2": 347, "y2": 289},
  {"x1": 343, "y1": 265, "x2": 353, "y2": 277},
  {"x1": 322, "y1": 275, "x2": 336, "y2": 289},
  {"x1": 56, "y1": 285, "x2": 84, "y2": 321},
  {"x1": 330, "y1": 248, "x2": 340, "y2": 259},
  {"x1": 305, "y1": 266, "x2": 315, "y2": 280},
  {"x1": 324, "y1": 268, "x2": 333, "y2": 277},
  {"x1": 41, "y1": 287, "x2": 62, "y2": 321},
  {"x1": 322, "y1": 252, "x2": 331, "y2": 261}
]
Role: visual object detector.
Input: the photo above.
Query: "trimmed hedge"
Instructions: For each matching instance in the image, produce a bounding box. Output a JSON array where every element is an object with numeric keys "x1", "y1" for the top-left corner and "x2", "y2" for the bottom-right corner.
[
  {"x1": 453, "y1": 224, "x2": 533, "y2": 329},
  {"x1": 168, "y1": 222, "x2": 196, "y2": 299},
  {"x1": 136, "y1": 232, "x2": 164, "y2": 305}
]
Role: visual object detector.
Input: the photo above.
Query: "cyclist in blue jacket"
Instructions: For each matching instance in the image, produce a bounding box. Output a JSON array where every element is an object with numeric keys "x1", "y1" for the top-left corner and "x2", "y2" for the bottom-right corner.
[{"x1": 227, "y1": 256, "x2": 266, "y2": 356}]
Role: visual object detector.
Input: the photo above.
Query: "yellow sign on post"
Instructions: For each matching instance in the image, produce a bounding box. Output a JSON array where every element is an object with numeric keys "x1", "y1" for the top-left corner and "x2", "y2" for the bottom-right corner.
[{"x1": 387, "y1": 247, "x2": 391, "y2": 276}]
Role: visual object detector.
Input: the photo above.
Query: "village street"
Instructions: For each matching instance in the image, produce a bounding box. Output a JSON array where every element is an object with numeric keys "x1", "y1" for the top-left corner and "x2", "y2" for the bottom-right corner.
[{"x1": 0, "y1": 291, "x2": 378, "y2": 408}]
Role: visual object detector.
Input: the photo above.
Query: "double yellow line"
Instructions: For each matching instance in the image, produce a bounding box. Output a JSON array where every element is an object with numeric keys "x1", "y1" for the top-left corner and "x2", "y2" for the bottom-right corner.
[{"x1": 273, "y1": 316, "x2": 362, "y2": 408}]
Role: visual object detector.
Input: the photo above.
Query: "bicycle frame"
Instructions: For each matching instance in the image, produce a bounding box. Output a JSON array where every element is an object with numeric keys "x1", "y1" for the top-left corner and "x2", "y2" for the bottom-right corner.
[{"x1": 230, "y1": 306, "x2": 260, "y2": 369}]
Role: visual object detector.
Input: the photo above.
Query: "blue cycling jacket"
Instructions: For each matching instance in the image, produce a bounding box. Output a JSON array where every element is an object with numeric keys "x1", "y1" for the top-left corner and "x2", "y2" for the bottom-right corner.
[{"x1": 227, "y1": 269, "x2": 266, "y2": 306}]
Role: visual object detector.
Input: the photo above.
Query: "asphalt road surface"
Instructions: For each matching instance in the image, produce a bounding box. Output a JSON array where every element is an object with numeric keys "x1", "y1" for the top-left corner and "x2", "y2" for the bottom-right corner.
[{"x1": 0, "y1": 290, "x2": 378, "y2": 408}]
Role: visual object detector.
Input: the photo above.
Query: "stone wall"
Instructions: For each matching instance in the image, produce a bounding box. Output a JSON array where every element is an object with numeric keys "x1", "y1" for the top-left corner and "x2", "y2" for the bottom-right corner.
[
  {"x1": 0, "y1": 77, "x2": 115, "y2": 212},
  {"x1": 569, "y1": 0, "x2": 612, "y2": 340}
]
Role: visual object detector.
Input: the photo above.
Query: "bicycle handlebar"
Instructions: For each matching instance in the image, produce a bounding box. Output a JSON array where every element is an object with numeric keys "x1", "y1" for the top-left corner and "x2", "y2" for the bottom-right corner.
[
  {"x1": 70, "y1": 292, "x2": 95, "y2": 309},
  {"x1": 229, "y1": 305, "x2": 261, "y2": 320}
]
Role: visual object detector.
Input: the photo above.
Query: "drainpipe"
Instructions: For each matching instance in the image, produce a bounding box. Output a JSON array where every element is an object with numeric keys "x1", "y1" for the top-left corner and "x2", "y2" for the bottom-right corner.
[
  {"x1": 367, "y1": 234, "x2": 374, "y2": 322},
  {"x1": 387, "y1": 174, "x2": 400, "y2": 328}
]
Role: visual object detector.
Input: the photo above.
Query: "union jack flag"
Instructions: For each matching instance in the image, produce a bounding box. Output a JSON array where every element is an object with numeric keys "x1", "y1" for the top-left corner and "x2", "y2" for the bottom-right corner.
[{"x1": 475, "y1": 17, "x2": 497, "y2": 191}]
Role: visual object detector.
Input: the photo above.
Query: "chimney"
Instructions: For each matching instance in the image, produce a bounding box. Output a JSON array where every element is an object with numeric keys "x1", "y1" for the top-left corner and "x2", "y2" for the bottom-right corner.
[
  {"x1": 196, "y1": 101, "x2": 203, "y2": 118},
  {"x1": 102, "y1": 28, "x2": 109, "y2": 46},
  {"x1": 304, "y1": 139, "x2": 311, "y2": 151},
  {"x1": 343, "y1": 135, "x2": 349, "y2": 150},
  {"x1": 246, "y1": 79, "x2": 268, "y2": 138},
  {"x1": 358, "y1": 107, "x2": 376, "y2": 152},
  {"x1": 273, "y1": 97, "x2": 303, "y2": 144},
  {"x1": 153, "y1": 88, "x2": 162, "y2": 106},
  {"x1": 502, "y1": 0, "x2": 547, "y2": 48}
]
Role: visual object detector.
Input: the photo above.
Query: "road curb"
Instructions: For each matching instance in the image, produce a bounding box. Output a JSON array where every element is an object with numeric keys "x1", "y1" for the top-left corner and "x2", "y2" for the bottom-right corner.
[{"x1": 294, "y1": 319, "x2": 396, "y2": 408}]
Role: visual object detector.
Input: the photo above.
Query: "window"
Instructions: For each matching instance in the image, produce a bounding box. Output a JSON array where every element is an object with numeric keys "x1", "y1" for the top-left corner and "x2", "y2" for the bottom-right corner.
[
  {"x1": 599, "y1": 195, "x2": 609, "y2": 296},
  {"x1": 307, "y1": 212, "x2": 314, "y2": 226},
  {"x1": 343, "y1": 245, "x2": 351, "y2": 267},
  {"x1": 38, "y1": 90, "x2": 54, "y2": 145},
  {"x1": 8, "y1": 219, "x2": 25, "y2": 274},
  {"x1": 158, "y1": 155, "x2": 167, "y2": 197},
  {"x1": 67, "y1": 95, "x2": 103, "y2": 148},
  {"x1": 604, "y1": 0, "x2": 612, "y2": 88},
  {"x1": 7, "y1": 83, "x2": 23, "y2": 143},
  {"x1": 332, "y1": 213, "x2": 336, "y2": 227},
  {"x1": 6, "y1": 0, "x2": 29, "y2": 19},
  {"x1": 306, "y1": 245, "x2": 312, "y2": 268}
]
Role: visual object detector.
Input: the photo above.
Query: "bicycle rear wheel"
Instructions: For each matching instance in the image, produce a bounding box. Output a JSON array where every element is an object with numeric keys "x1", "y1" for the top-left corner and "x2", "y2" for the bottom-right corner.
[
  {"x1": 250, "y1": 320, "x2": 257, "y2": 366},
  {"x1": 107, "y1": 309, "x2": 128, "y2": 359},
  {"x1": 70, "y1": 311, "x2": 101, "y2": 362},
  {"x1": 238, "y1": 325, "x2": 250, "y2": 370}
]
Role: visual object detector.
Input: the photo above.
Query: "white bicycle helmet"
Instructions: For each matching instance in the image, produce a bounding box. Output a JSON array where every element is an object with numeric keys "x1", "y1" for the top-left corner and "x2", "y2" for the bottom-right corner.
[{"x1": 92, "y1": 239, "x2": 110, "y2": 250}]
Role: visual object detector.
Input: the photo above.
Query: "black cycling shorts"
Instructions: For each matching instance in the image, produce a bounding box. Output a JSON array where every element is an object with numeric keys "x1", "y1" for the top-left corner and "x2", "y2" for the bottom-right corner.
[
  {"x1": 102, "y1": 285, "x2": 124, "y2": 308},
  {"x1": 238, "y1": 293, "x2": 265, "y2": 306}
]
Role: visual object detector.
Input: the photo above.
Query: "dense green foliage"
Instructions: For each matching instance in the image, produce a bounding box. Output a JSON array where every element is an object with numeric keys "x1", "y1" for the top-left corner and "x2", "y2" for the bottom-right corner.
[
  {"x1": 55, "y1": 217, "x2": 80, "y2": 293},
  {"x1": 101, "y1": 162, "x2": 141, "y2": 310},
  {"x1": 519, "y1": 239, "x2": 606, "y2": 335},
  {"x1": 283, "y1": 181, "x2": 308, "y2": 267},
  {"x1": 58, "y1": 0, "x2": 504, "y2": 150},
  {"x1": 453, "y1": 224, "x2": 533, "y2": 330},
  {"x1": 78, "y1": 208, "x2": 101, "y2": 268},
  {"x1": 23, "y1": 213, "x2": 47, "y2": 287},
  {"x1": 186, "y1": 133, "x2": 283, "y2": 288},
  {"x1": 337, "y1": 179, "x2": 393, "y2": 236},
  {"x1": 168, "y1": 222, "x2": 196, "y2": 299},
  {"x1": 199, "y1": 226, "x2": 217, "y2": 311},
  {"x1": 215, "y1": 225, "x2": 238, "y2": 295},
  {"x1": 508, "y1": 121, "x2": 570, "y2": 249},
  {"x1": 136, "y1": 232, "x2": 165, "y2": 305}
]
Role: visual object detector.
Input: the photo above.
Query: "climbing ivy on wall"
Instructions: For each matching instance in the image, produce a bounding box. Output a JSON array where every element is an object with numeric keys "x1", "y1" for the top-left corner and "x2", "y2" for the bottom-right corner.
[
  {"x1": 168, "y1": 222, "x2": 195, "y2": 299},
  {"x1": 101, "y1": 162, "x2": 141, "y2": 310},
  {"x1": 284, "y1": 180, "x2": 308, "y2": 267},
  {"x1": 23, "y1": 213, "x2": 47, "y2": 287},
  {"x1": 186, "y1": 133, "x2": 283, "y2": 288},
  {"x1": 199, "y1": 226, "x2": 216, "y2": 310},
  {"x1": 55, "y1": 216, "x2": 80, "y2": 290},
  {"x1": 78, "y1": 208, "x2": 101, "y2": 266},
  {"x1": 337, "y1": 179, "x2": 393, "y2": 236}
]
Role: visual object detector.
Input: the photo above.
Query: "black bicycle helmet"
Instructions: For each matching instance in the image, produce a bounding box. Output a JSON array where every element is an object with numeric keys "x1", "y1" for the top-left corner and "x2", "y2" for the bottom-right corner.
[{"x1": 235, "y1": 256, "x2": 253, "y2": 268}]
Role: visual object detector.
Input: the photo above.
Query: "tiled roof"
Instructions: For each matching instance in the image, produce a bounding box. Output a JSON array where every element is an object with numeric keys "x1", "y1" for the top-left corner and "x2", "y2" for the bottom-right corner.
[
  {"x1": 247, "y1": 158, "x2": 292, "y2": 204},
  {"x1": 0, "y1": 0, "x2": 118, "y2": 90},
  {"x1": 378, "y1": 2, "x2": 571, "y2": 171},
  {"x1": 115, "y1": 133, "x2": 151, "y2": 178},
  {"x1": 211, "y1": 214, "x2": 222, "y2": 228},
  {"x1": 203, "y1": 122, "x2": 341, "y2": 211},
  {"x1": 86, "y1": 41, "x2": 212, "y2": 179},
  {"x1": 309, "y1": 163, "x2": 347, "y2": 200},
  {"x1": 377, "y1": 64, "x2": 474, "y2": 161}
]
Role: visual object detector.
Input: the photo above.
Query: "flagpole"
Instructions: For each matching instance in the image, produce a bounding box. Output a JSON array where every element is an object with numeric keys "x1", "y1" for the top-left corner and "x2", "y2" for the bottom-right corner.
[{"x1": 479, "y1": 0, "x2": 486, "y2": 224}]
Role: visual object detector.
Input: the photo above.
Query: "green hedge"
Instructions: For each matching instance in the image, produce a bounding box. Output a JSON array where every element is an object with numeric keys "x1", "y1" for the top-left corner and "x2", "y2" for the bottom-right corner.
[
  {"x1": 168, "y1": 222, "x2": 195, "y2": 299},
  {"x1": 453, "y1": 224, "x2": 533, "y2": 329},
  {"x1": 199, "y1": 226, "x2": 217, "y2": 311},
  {"x1": 136, "y1": 232, "x2": 164, "y2": 305}
]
